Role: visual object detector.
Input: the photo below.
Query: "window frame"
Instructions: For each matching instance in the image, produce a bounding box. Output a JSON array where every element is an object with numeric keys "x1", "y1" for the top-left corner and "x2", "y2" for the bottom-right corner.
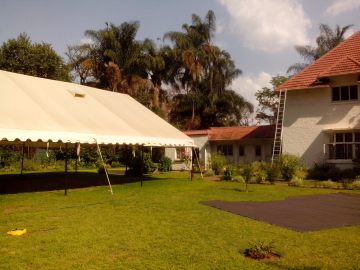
[
  {"x1": 175, "y1": 147, "x2": 185, "y2": 161},
  {"x1": 331, "y1": 85, "x2": 358, "y2": 102},
  {"x1": 328, "y1": 132, "x2": 360, "y2": 160},
  {"x1": 217, "y1": 144, "x2": 233, "y2": 156}
]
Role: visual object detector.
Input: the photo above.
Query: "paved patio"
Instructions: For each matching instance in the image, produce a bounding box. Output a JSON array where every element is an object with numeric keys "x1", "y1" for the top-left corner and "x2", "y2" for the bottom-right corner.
[{"x1": 201, "y1": 193, "x2": 360, "y2": 232}]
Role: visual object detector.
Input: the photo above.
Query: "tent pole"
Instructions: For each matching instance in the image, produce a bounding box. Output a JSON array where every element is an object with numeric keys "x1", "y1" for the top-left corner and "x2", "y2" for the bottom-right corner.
[
  {"x1": 194, "y1": 147, "x2": 203, "y2": 179},
  {"x1": 96, "y1": 142, "x2": 114, "y2": 195},
  {"x1": 75, "y1": 143, "x2": 80, "y2": 173},
  {"x1": 64, "y1": 143, "x2": 68, "y2": 196},
  {"x1": 141, "y1": 147, "x2": 143, "y2": 187},
  {"x1": 20, "y1": 142, "x2": 25, "y2": 176},
  {"x1": 190, "y1": 148, "x2": 194, "y2": 181}
]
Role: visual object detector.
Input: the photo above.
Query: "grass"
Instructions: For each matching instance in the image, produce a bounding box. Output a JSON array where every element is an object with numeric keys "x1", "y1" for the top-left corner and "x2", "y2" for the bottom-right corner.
[{"x1": 1, "y1": 172, "x2": 360, "y2": 270}]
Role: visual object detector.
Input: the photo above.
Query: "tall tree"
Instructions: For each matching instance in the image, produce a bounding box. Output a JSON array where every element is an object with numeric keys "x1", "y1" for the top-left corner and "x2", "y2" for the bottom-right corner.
[
  {"x1": 80, "y1": 22, "x2": 150, "y2": 93},
  {"x1": 70, "y1": 22, "x2": 167, "y2": 114},
  {"x1": 255, "y1": 75, "x2": 288, "y2": 124},
  {"x1": 164, "y1": 10, "x2": 251, "y2": 129},
  {"x1": 0, "y1": 33, "x2": 70, "y2": 81},
  {"x1": 66, "y1": 44, "x2": 94, "y2": 84},
  {"x1": 287, "y1": 24, "x2": 353, "y2": 74}
]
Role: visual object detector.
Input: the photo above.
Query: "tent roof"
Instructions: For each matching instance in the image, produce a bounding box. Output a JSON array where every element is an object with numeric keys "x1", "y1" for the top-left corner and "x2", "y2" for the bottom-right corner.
[{"x1": 0, "y1": 70, "x2": 194, "y2": 147}]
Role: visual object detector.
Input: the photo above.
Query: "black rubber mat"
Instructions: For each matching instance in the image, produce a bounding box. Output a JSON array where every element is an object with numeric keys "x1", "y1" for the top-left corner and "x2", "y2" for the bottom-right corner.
[{"x1": 201, "y1": 193, "x2": 360, "y2": 232}]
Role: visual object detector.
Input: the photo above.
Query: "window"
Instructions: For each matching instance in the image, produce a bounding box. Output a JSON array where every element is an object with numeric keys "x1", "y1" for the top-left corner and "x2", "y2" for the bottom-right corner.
[
  {"x1": 332, "y1": 85, "x2": 358, "y2": 101},
  {"x1": 217, "y1": 145, "x2": 233, "y2": 156},
  {"x1": 175, "y1": 147, "x2": 190, "y2": 160},
  {"x1": 355, "y1": 133, "x2": 360, "y2": 142},
  {"x1": 239, "y1": 145, "x2": 245, "y2": 156},
  {"x1": 255, "y1": 145, "x2": 261, "y2": 157},
  {"x1": 328, "y1": 132, "x2": 360, "y2": 160}
]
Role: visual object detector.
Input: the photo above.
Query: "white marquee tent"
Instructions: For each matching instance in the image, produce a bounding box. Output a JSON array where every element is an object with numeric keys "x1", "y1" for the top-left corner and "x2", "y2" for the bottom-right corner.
[
  {"x1": 0, "y1": 70, "x2": 196, "y2": 193},
  {"x1": 0, "y1": 70, "x2": 194, "y2": 147}
]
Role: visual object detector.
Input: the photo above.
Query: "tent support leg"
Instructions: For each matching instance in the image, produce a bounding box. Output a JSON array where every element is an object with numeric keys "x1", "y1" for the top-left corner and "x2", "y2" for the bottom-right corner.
[
  {"x1": 75, "y1": 143, "x2": 80, "y2": 173},
  {"x1": 64, "y1": 143, "x2": 68, "y2": 196},
  {"x1": 96, "y1": 142, "x2": 114, "y2": 195},
  {"x1": 194, "y1": 147, "x2": 203, "y2": 179},
  {"x1": 141, "y1": 147, "x2": 143, "y2": 187},
  {"x1": 190, "y1": 148, "x2": 194, "y2": 181},
  {"x1": 20, "y1": 142, "x2": 25, "y2": 176}
]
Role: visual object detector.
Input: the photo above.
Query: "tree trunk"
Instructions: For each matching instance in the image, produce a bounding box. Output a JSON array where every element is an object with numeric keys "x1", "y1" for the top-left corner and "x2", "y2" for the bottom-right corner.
[
  {"x1": 191, "y1": 99, "x2": 195, "y2": 123},
  {"x1": 153, "y1": 84, "x2": 160, "y2": 109}
]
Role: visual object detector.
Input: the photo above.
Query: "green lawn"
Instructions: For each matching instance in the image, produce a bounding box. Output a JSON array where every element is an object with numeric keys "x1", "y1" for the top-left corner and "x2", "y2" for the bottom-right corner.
[{"x1": 1, "y1": 172, "x2": 359, "y2": 270}]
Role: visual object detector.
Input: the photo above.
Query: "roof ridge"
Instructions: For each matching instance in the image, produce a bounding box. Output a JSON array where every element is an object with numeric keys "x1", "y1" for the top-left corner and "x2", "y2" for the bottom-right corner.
[
  {"x1": 347, "y1": 56, "x2": 360, "y2": 67},
  {"x1": 319, "y1": 55, "x2": 360, "y2": 77}
]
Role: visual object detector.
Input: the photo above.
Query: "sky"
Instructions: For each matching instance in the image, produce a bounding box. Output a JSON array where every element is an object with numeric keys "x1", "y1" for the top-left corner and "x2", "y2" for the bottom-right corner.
[{"x1": 1, "y1": 0, "x2": 360, "y2": 106}]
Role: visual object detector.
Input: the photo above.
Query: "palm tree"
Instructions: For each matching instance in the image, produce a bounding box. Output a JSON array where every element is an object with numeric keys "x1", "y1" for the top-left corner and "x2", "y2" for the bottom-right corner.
[
  {"x1": 164, "y1": 10, "x2": 249, "y2": 129},
  {"x1": 141, "y1": 39, "x2": 167, "y2": 111},
  {"x1": 164, "y1": 10, "x2": 217, "y2": 124},
  {"x1": 287, "y1": 24, "x2": 353, "y2": 74},
  {"x1": 83, "y1": 22, "x2": 149, "y2": 95}
]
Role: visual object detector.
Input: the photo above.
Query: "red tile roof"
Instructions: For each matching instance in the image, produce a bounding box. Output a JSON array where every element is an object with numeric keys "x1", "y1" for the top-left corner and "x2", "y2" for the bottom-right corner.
[
  {"x1": 184, "y1": 125, "x2": 275, "y2": 141},
  {"x1": 184, "y1": 129, "x2": 209, "y2": 136},
  {"x1": 277, "y1": 31, "x2": 360, "y2": 91},
  {"x1": 319, "y1": 56, "x2": 360, "y2": 77}
]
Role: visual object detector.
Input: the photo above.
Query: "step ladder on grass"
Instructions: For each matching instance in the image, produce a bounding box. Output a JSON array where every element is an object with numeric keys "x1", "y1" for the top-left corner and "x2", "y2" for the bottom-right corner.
[{"x1": 271, "y1": 90, "x2": 287, "y2": 164}]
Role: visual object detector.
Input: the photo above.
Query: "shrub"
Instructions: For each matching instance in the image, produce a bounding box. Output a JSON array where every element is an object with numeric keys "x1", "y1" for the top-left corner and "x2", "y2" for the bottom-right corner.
[
  {"x1": 210, "y1": 154, "x2": 226, "y2": 175},
  {"x1": 341, "y1": 179, "x2": 353, "y2": 189},
  {"x1": 232, "y1": 175, "x2": 245, "y2": 183},
  {"x1": 308, "y1": 163, "x2": 360, "y2": 181},
  {"x1": 308, "y1": 163, "x2": 339, "y2": 180},
  {"x1": 110, "y1": 161, "x2": 123, "y2": 168},
  {"x1": 267, "y1": 164, "x2": 282, "y2": 184},
  {"x1": 125, "y1": 153, "x2": 156, "y2": 176},
  {"x1": 350, "y1": 180, "x2": 360, "y2": 190},
  {"x1": 142, "y1": 153, "x2": 157, "y2": 174},
  {"x1": 223, "y1": 166, "x2": 234, "y2": 181},
  {"x1": 158, "y1": 156, "x2": 172, "y2": 172},
  {"x1": 320, "y1": 180, "x2": 339, "y2": 189},
  {"x1": 251, "y1": 161, "x2": 269, "y2": 183},
  {"x1": 288, "y1": 178, "x2": 304, "y2": 187},
  {"x1": 22, "y1": 159, "x2": 40, "y2": 171},
  {"x1": 204, "y1": 170, "x2": 215, "y2": 177},
  {"x1": 275, "y1": 154, "x2": 307, "y2": 181},
  {"x1": 0, "y1": 147, "x2": 21, "y2": 167}
]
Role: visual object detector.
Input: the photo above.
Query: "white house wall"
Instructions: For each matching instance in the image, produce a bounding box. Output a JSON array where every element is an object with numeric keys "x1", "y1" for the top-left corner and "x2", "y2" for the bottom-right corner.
[
  {"x1": 210, "y1": 140, "x2": 273, "y2": 164},
  {"x1": 165, "y1": 134, "x2": 210, "y2": 170},
  {"x1": 282, "y1": 74, "x2": 360, "y2": 168}
]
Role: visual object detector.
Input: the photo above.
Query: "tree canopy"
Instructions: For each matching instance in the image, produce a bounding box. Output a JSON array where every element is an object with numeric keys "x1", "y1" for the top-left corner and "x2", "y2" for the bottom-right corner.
[
  {"x1": 164, "y1": 10, "x2": 252, "y2": 129},
  {"x1": 255, "y1": 75, "x2": 288, "y2": 125},
  {"x1": 65, "y1": 10, "x2": 253, "y2": 128},
  {"x1": 0, "y1": 33, "x2": 70, "y2": 81}
]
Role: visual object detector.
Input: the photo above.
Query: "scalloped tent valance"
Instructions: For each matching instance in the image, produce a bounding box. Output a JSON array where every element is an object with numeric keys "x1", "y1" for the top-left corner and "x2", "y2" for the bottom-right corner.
[{"x1": 0, "y1": 70, "x2": 194, "y2": 147}]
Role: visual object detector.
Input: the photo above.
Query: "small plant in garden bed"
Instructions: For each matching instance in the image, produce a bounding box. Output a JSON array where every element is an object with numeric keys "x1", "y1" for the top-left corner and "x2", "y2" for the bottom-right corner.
[
  {"x1": 222, "y1": 166, "x2": 234, "y2": 181},
  {"x1": 288, "y1": 178, "x2": 304, "y2": 187},
  {"x1": 158, "y1": 156, "x2": 172, "y2": 172},
  {"x1": 243, "y1": 241, "x2": 280, "y2": 260},
  {"x1": 350, "y1": 179, "x2": 360, "y2": 190}
]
